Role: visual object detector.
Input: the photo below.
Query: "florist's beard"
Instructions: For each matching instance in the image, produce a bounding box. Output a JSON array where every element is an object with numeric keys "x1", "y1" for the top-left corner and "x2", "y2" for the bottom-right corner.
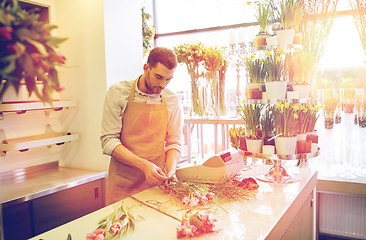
[{"x1": 145, "y1": 79, "x2": 163, "y2": 94}]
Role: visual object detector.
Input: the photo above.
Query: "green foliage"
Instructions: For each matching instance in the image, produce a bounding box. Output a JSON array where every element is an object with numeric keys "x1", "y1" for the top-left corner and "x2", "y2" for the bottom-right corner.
[
  {"x1": 142, "y1": 6, "x2": 154, "y2": 55},
  {"x1": 240, "y1": 103, "x2": 263, "y2": 139},
  {"x1": 0, "y1": 0, "x2": 67, "y2": 103}
]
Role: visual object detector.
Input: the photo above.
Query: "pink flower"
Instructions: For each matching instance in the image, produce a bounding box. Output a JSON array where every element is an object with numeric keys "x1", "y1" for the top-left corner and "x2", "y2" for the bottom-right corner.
[
  {"x1": 206, "y1": 192, "x2": 215, "y2": 201},
  {"x1": 198, "y1": 196, "x2": 208, "y2": 205},
  {"x1": 93, "y1": 229, "x2": 104, "y2": 235},
  {"x1": 193, "y1": 191, "x2": 201, "y2": 198},
  {"x1": 94, "y1": 234, "x2": 105, "y2": 240},
  {"x1": 86, "y1": 232, "x2": 96, "y2": 239},
  {"x1": 188, "y1": 197, "x2": 198, "y2": 207},
  {"x1": 0, "y1": 26, "x2": 13, "y2": 41},
  {"x1": 109, "y1": 222, "x2": 122, "y2": 234},
  {"x1": 181, "y1": 196, "x2": 190, "y2": 205}
]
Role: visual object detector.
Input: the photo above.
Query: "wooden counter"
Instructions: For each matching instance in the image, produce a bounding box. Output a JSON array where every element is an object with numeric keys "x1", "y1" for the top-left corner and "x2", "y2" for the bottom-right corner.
[{"x1": 30, "y1": 165, "x2": 317, "y2": 240}]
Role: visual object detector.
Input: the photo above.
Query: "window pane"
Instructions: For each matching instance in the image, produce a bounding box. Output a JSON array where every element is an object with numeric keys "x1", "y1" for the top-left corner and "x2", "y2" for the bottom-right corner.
[{"x1": 155, "y1": 0, "x2": 256, "y2": 33}]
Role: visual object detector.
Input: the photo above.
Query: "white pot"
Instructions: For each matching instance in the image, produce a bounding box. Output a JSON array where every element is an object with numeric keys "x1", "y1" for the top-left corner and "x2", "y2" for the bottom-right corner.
[
  {"x1": 277, "y1": 28, "x2": 295, "y2": 45},
  {"x1": 286, "y1": 91, "x2": 299, "y2": 99},
  {"x1": 293, "y1": 84, "x2": 311, "y2": 99},
  {"x1": 265, "y1": 81, "x2": 287, "y2": 100},
  {"x1": 275, "y1": 136, "x2": 297, "y2": 155},
  {"x1": 246, "y1": 138, "x2": 263, "y2": 154},
  {"x1": 266, "y1": 35, "x2": 278, "y2": 46}
]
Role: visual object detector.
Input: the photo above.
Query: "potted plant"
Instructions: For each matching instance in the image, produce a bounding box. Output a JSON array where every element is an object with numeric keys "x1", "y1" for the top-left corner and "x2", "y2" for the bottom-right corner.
[
  {"x1": 261, "y1": 105, "x2": 274, "y2": 145},
  {"x1": 0, "y1": 0, "x2": 67, "y2": 103},
  {"x1": 240, "y1": 103, "x2": 263, "y2": 153},
  {"x1": 289, "y1": 50, "x2": 314, "y2": 98},
  {"x1": 252, "y1": 0, "x2": 273, "y2": 47},
  {"x1": 244, "y1": 53, "x2": 265, "y2": 99},
  {"x1": 272, "y1": 101, "x2": 298, "y2": 155},
  {"x1": 323, "y1": 89, "x2": 339, "y2": 129},
  {"x1": 277, "y1": 0, "x2": 303, "y2": 45},
  {"x1": 264, "y1": 48, "x2": 288, "y2": 100}
]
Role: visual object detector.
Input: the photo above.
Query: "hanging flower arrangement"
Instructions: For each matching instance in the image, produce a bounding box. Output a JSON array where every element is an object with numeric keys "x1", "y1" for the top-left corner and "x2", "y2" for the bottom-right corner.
[{"x1": 0, "y1": 0, "x2": 68, "y2": 103}]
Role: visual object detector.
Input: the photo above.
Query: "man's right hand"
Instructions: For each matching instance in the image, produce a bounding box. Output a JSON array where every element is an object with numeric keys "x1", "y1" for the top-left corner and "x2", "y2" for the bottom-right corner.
[{"x1": 142, "y1": 161, "x2": 167, "y2": 186}]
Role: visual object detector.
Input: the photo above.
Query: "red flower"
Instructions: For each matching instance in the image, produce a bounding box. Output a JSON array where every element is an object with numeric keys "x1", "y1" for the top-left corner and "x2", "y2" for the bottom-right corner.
[
  {"x1": 94, "y1": 234, "x2": 105, "y2": 240},
  {"x1": 0, "y1": 26, "x2": 13, "y2": 41},
  {"x1": 198, "y1": 196, "x2": 208, "y2": 205},
  {"x1": 181, "y1": 197, "x2": 190, "y2": 205},
  {"x1": 6, "y1": 44, "x2": 19, "y2": 54},
  {"x1": 31, "y1": 53, "x2": 42, "y2": 64},
  {"x1": 85, "y1": 232, "x2": 96, "y2": 239},
  {"x1": 109, "y1": 222, "x2": 122, "y2": 234},
  {"x1": 188, "y1": 197, "x2": 198, "y2": 207},
  {"x1": 192, "y1": 191, "x2": 201, "y2": 198},
  {"x1": 205, "y1": 192, "x2": 215, "y2": 201},
  {"x1": 93, "y1": 229, "x2": 104, "y2": 235},
  {"x1": 50, "y1": 53, "x2": 66, "y2": 64}
]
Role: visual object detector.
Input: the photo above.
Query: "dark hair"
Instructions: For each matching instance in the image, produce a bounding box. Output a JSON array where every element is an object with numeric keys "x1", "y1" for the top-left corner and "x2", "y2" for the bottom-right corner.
[{"x1": 147, "y1": 47, "x2": 177, "y2": 69}]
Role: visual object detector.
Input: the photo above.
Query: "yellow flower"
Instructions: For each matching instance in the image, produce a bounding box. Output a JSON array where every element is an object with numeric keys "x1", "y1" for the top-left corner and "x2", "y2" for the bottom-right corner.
[
  {"x1": 292, "y1": 104, "x2": 301, "y2": 111},
  {"x1": 265, "y1": 50, "x2": 272, "y2": 57},
  {"x1": 275, "y1": 101, "x2": 281, "y2": 109},
  {"x1": 275, "y1": 56, "x2": 281, "y2": 62},
  {"x1": 284, "y1": 101, "x2": 290, "y2": 109},
  {"x1": 294, "y1": 113, "x2": 299, "y2": 119},
  {"x1": 276, "y1": 48, "x2": 285, "y2": 55}
]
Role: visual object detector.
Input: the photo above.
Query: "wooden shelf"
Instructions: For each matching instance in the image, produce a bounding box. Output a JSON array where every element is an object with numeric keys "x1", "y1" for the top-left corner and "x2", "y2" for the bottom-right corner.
[
  {"x1": 245, "y1": 98, "x2": 311, "y2": 104},
  {"x1": 0, "y1": 100, "x2": 77, "y2": 114},
  {"x1": 1, "y1": 132, "x2": 79, "y2": 155}
]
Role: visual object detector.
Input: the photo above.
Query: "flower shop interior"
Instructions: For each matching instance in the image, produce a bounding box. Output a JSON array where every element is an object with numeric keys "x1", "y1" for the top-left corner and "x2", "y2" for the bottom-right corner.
[{"x1": 1, "y1": 0, "x2": 366, "y2": 240}]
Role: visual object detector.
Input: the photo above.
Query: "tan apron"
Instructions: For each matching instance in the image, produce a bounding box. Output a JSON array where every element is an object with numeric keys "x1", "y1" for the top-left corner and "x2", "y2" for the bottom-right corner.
[{"x1": 106, "y1": 79, "x2": 168, "y2": 205}]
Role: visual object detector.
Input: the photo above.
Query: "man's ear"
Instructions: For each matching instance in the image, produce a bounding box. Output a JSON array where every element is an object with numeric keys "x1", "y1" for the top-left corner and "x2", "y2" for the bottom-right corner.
[{"x1": 143, "y1": 63, "x2": 149, "y2": 71}]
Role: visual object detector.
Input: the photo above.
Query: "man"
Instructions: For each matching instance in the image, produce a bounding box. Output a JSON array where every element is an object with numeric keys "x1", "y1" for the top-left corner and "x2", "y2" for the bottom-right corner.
[{"x1": 100, "y1": 47, "x2": 183, "y2": 205}]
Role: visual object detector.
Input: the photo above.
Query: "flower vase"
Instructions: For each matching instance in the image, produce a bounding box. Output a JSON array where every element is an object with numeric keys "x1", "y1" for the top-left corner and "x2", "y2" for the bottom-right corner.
[
  {"x1": 324, "y1": 118, "x2": 334, "y2": 129},
  {"x1": 275, "y1": 136, "x2": 297, "y2": 155},
  {"x1": 276, "y1": 28, "x2": 295, "y2": 45},
  {"x1": 265, "y1": 81, "x2": 287, "y2": 100},
  {"x1": 246, "y1": 138, "x2": 263, "y2": 154},
  {"x1": 293, "y1": 84, "x2": 310, "y2": 99}
]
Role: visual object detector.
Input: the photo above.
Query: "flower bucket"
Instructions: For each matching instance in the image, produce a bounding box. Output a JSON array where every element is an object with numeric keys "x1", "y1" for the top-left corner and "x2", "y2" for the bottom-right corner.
[
  {"x1": 277, "y1": 28, "x2": 295, "y2": 45},
  {"x1": 265, "y1": 81, "x2": 287, "y2": 100},
  {"x1": 296, "y1": 133, "x2": 307, "y2": 141},
  {"x1": 275, "y1": 136, "x2": 297, "y2": 155},
  {"x1": 246, "y1": 138, "x2": 263, "y2": 154},
  {"x1": 266, "y1": 35, "x2": 278, "y2": 46},
  {"x1": 293, "y1": 84, "x2": 310, "y2": 99},
  {"x1": 293, "y1": 32, "x2": 303, "y2": 45}
]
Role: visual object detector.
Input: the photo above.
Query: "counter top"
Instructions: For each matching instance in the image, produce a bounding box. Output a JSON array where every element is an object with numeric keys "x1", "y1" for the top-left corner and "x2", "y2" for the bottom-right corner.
[
  {"x1": 0, "y1": 166, "x2": 107, "y2": 207},
  {"x1": 30, "y1": 165, "x2": 317, "y2": 240}
]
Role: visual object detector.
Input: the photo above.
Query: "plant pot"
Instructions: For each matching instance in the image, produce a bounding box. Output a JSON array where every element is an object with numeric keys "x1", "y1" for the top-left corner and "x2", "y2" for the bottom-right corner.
[
  {"x1": 266, "y1": 35, "x2": 278, "y2": 46},
  {"x1": 293, "y1": 32, "x2": 303, "y2": 45},
  {"x1": 306, "y1": 131, "x2": 318, "y2": 144},
  {"x1": 265, "y1": 81, "x2": 287, "y2": 100},
  {"x1": 276, "y1": 28, "x2": 295, "y2": 45},
  {"x1": 296, "y1": 133, "x2": 307, "y2": 141},
  {"x1": 293, "y1": 84, "x2": 310, "y2": 99},
  {"x1": 246, "y1": 88, "x2": 262, "y2": 99},
  {"x1": 297, "y1": 140, "x2": 311, "y2": 153},
  {"x1": 342, "y1": 103, "x2": 354, "y2": 113},
  {"x1": 263, "y1": 136, "x2": 275, "y2": 146},
  {"x1": 324, "y1": 118, "x2": 334, "y2": 129},
  {"x1": 275, "y1": 136, "x2": 297, "y2": 155},
  {"x1": 286, "y1": 91, "x2": 299, "y2": 99},
  {"x1": 254, "y1": 33, "x2": 269, "y2": 47},
  {"x1": 239, "y1": 135, "x2": 247, "y2": 151},
  {"x1": 246, "y1": 138, "x2": 263, "y2": 154}
]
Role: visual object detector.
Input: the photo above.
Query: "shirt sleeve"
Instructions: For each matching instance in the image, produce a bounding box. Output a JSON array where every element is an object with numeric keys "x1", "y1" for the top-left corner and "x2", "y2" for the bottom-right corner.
[
  {"x1": 100, "y1": 82, "x2": 129, "y2": 156},
  {"x1": 165, "y1": 91, "x2": 184, "y2": 154}
]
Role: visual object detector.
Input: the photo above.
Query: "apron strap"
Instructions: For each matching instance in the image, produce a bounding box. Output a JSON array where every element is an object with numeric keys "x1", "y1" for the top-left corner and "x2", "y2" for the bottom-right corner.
[{"x1": 128, "y1": 78, "x2": 165, "y2": 103}]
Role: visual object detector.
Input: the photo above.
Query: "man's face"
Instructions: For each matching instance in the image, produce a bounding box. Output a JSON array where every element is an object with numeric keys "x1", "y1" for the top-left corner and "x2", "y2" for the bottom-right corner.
[{"x1": 143, "y1": 62, "x2": 175, "y2": 94}]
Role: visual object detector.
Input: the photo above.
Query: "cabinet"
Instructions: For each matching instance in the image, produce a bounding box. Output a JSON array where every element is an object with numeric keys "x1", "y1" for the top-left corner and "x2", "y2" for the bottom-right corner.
[{"x1": 2, "y1": 179, "x2": 105, "y2": 240}]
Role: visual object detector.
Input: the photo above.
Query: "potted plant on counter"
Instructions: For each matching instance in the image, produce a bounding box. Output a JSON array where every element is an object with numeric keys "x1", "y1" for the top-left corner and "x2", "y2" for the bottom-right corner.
[
  {"x1": 264, "y1": 48, "x2": 287, "y2": 100},
  {"x1": 0, "y1": 0, "x2": 67, "y2": 103},
  {"x1": 244, "y1": 53, "x2": 265, "y2": 99},
  {"x1": 240, "y1": 103, "x2": 263, "y2": 153},
  {"x1": 277, "y1": 0, "x2": 303, "y2": 45},
  {"x1": 252, "y1": 0, "x2": 273, "y2": 47},
  {"x1": 272, "y1": 101, "x2": 298, "y2": 155}
]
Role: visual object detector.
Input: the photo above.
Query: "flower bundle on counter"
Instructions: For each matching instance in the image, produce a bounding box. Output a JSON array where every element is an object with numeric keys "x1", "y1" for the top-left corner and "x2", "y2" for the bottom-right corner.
[
  {"x1": 228, "y1": 126, "x2": 245, "y2": 149},
  {"x1": 86, "y1": 202, "x2": 137, "y2": 240},
  {"x1": 177, "y1": 210, "x2": 217, "y2": 238}
]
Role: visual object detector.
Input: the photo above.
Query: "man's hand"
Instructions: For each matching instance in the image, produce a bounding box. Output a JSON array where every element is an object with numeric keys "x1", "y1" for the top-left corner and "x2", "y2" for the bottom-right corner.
[
  {"x1": 167, "y1": 171, "x2": 177, "y2": 181},
  {"x1": 142, "y1": 161, "x2": 167, "y2": 185}
]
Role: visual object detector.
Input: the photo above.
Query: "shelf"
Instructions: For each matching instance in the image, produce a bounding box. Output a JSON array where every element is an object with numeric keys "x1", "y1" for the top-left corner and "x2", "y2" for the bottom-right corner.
[
  {"x1": 239, "y1": 148, "x2": 320, "y2": 160},
  {"x1": 245, "y1": 98, "x2": 311, "y2": 104},
  {"x1": 0, "y1": 100, "x2": 77, "y2": 114},
  {"x1": 1, "y1": 132, "x2": 79, "y2": 156},
  {"x1": 255, "y1": 44, "x2": 303, "y2": 51}
]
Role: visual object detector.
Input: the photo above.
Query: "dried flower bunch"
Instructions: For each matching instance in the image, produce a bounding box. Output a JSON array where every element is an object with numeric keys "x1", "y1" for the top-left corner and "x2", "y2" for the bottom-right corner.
[
  {"x1": 177, "y1": 210, "x2": 217, "y2": 238},
  {"x1": 0, "y1": 0, "x2": 67, "y2": 103}
]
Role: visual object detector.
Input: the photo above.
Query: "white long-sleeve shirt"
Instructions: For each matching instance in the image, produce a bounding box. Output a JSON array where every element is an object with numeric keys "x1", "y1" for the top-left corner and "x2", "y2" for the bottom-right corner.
[{"x1": 100, "y1": 78, "x2": 183, "y2": 156}]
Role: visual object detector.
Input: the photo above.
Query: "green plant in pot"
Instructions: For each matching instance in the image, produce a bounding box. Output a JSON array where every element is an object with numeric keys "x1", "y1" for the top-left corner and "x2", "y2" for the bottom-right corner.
[
  {"x1": 250, "y1": 0, "x2": 273, "y2": 47},
  {"x1": 261, "y1": 105, "x2": 274, "y2": 145},
  {"x1": 244, "y1": 53, "x2": 265, "y2": 99},
  {"x1": 264, "y1": 48, "x2": 288, "y2": 100},
  {"x1": 278, "y1": 0, "x2": 303, "y2": 45},
  {"x1": 0, "y1": 0, "x2": 68, "y2": 103},
  {"x1": 240, "y1": 103, "x2": 263, "y2": 153}
]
